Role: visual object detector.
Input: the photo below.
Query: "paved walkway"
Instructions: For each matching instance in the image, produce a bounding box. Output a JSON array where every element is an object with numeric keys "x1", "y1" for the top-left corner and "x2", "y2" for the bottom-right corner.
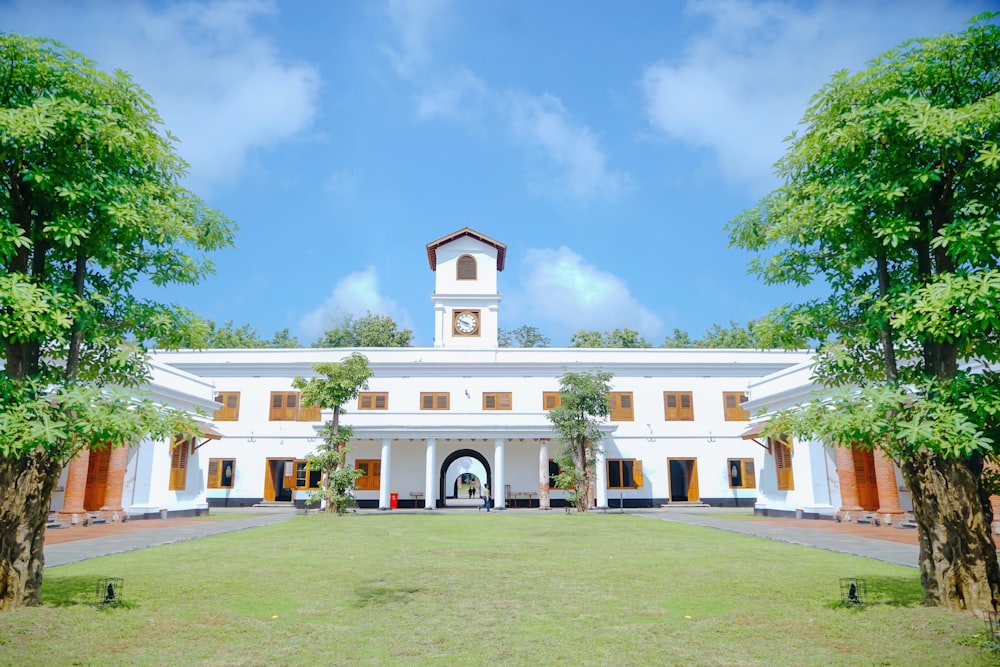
[{"x1": 44, "y1": 505, "x2": 926, "y2": 569}]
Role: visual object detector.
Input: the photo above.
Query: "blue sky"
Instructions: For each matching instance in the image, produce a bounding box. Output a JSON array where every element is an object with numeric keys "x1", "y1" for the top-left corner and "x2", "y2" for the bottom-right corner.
[{"x1": 1, "y1": 1, "x2": 993, "y2": 346}]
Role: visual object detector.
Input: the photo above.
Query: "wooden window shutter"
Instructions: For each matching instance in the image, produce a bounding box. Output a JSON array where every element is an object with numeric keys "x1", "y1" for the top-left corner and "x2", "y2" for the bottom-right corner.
[
  {"x1": 359, "y1": 393, "x2": 388, "y2": 410},
  {"x1": 744, "y1": 460, "x2": 756, "y2": 488},
  {"x1": 664, "y1": 392, "x2": 693, "y2": 421},
  {"x1": 484, "y1": 392, "x2": 512, "y2": 410},
  {"x1": 360, "y1": 394, "x2": 373, "y2": 409},
  {"x1": 773, "y1": 438, "x2": 794, "y2": 490},
  {"x1": 543, "y1": 392, "x2": 561, "y2": 410},
  {"x1": 298, "y1": 403, "x2": 320, "y2": 422},
  {"x1": 456, "y1": 254, "x2": 477, "y2": 280},
  {"x1": 213, "y1": 392, "x2": 240, "y2": 421},
  {"x1": 169, "y1": 437, "x2": 188, "y2": 490},
  {"x1": 609, "y1": 392, "x2": 634, "y2": 421},
  {"x1": 422, "y1": 394, "x2": 435, "y2": 410},
  {"x1": 724, "y1": 392, "x2": 750, "y2": 421},
  {"x1": 375, "y1": 393, "x2": 387, "y2": 409},
  {"x1": 632, "y1": 460, "x2": 644, "y2": 488},
  {"x1": 208, "y1": 459, "x2": 220, "y2": 489},
  {"x1": 269, "y1": 393, "x2": 284, "y2": 420},
  {"x1": 436, "y1": 393, "x2": 449, "y2": 410},
  {"x1": 484, "y1": 394, "x2": 496, "y2": 409}
]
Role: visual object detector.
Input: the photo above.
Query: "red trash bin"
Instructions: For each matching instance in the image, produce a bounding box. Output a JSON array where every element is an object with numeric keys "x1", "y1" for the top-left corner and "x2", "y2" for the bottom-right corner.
[{"x1": 390, "y1": 492, "x2": 398, "y2": 509}]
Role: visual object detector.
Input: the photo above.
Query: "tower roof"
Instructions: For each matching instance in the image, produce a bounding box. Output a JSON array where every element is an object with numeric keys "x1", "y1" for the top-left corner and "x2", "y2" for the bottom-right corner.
[{"x1": 426, "y1": 227, "x2": 506, "y2": 272}]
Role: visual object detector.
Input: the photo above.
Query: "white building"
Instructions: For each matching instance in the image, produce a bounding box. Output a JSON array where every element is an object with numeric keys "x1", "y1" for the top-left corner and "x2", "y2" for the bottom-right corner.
[{"x1": 54, "y1": 228, "x2": 816, "y2": 518}]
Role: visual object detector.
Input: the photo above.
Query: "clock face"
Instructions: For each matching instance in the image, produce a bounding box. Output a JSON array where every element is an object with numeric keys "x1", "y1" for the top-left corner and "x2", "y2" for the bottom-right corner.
[{"x1": 455, "y1": 311, "x2": 479, "y2": 335}]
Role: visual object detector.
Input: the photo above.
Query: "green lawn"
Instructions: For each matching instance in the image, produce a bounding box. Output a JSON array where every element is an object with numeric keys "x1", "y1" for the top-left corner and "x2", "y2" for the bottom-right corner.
[{"x1": 1, "y1": 513, "x2": 995, "y2": 666}]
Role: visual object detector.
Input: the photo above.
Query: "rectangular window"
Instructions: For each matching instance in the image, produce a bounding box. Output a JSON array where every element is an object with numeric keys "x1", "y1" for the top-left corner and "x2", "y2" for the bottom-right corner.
[
  {"x1": 355, "y1": 459, "x2": 381, "y2": 490},
  {"x1": 542, "y1": 392, "x2": 561, "y2": 410},
  {"x1": 213, "y1": 392, "x2": 240, "y2": 421},
  {"x1": 207, "y1": 458, "x2": 236, "y2": 489},
  {"x1": 663, "y1": 391, "x2": 694, "y2": 421},
  {"x1": 420, "y1": 392, "x2": 450, "y2": 410},
  {"x1": 608, "y1": 392, "x2": 634, "y2": 422},
  {"x1": 269, "y1": 391, "x2": 320, "y2": 421},
  {"x1": 723, "y1": 392, "x2": 750, "y2": 421},
  {"x1": 483, "y1": 392, "x2": 512, "y2": 410},
  {"x1": 169, "y1": 436, "x2": 191, "y2": 491},
  {"x1": 358, "y1": 392, "x2": 388, "y2": 410},
  {"x1": 293, "y1": 460, "x2": 322, "y2": 490},
  {"x1": 772, "y1": 437, "x2": 794, "y2": 491},
  {"x1": 606, "y1": 458, "x2": 643, "y2": 489},
  {"x1": 727, "y1": 458, "x2": 756, "y2": 489}
]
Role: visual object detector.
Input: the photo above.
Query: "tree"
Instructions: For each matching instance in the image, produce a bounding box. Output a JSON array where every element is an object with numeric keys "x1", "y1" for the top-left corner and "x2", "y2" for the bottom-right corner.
[
  {"x1": 661, "y1": 328, "x2": 695, "y2": 348},
  {"x1": 292, "y1": 353, "x2": 373, "y2": 514},
  {"x1": 546, "y1": 370, "x2": 613, "y2": 512},
  {"x1": 499, "y1": 324, "x2": 550, "y2": 348},
  {"x1": 728, "y1": 15, "x2": 1000, "y2": 615},
  {"x1": 0, "y1": 34, "x2": 234, "y2": 610},
  {"x1": 313, "y1": 312, "x2": 413, "y2": 348},
  {"x1": 181, "y1": 319, "x2": 300, "y2": 348},
  {"x1": 569, "y1": 328, "x2": 650, "y2": 348}
]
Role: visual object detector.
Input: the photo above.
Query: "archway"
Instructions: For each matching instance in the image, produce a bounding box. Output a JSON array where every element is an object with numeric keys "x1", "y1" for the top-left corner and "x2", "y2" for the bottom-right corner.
[{"x1": 439, "y1": 448, "x2": 491, "y2": 509}]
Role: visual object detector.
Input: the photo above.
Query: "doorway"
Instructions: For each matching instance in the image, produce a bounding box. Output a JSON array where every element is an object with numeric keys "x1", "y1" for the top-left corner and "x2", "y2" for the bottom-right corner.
[
  {"x1": 668, "y1": 458, "x2": 699, "y2": 502},
  {"x1": 84, "y1": 447, "x2": 111, "y2": 510},
  {"x1": 264, "y1": 458, "x2": 295, "y2": 502},
  {"x1": 439, "y1": 449, "x2": 491, "y2": 508},
  {"x1": 851, "y1": 448, "x2": 879, "y2": 511}
]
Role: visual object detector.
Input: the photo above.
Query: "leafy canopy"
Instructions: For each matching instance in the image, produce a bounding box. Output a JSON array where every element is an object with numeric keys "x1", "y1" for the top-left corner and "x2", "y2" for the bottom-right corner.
[
  {"x1": 312, "y1": 312, "x2": 413, "y2": 348},
  {"x1": 499, "y1": 324, "x2": 550, "y2": 348},
  {"x1": 727, "y1": 13, "x2": 1000, "y2": 461},
  {"x1": 569, "y1": 328, "x2": 649, "y2": 348},
  {"x1": 0, "y1": 33, "x2": 235, "y2": 462}
]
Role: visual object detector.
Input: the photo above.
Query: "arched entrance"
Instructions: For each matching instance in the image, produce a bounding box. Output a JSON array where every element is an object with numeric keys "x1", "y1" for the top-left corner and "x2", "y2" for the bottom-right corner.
[{"x1": 439, "y1": 448, "x2": 491, "y2": 509}]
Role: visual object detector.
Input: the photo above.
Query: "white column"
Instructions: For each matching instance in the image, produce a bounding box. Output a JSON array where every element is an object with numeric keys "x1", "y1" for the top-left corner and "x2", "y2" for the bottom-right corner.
[
  {"x1": 595, "y1": 441, "x2": 608, "y2": 509},
  {"x1": 379, "y1": 438, "x2": 392, "y2": 511},
  {"x1": 494, "y1": 439, "x2": 506, "y2": 510},
  {"x1": 424, "y1": 438, "x2": 436, "y2": 509},
  {"x1": 538, "y1": 439, "x2": 550, "y2": 510}
]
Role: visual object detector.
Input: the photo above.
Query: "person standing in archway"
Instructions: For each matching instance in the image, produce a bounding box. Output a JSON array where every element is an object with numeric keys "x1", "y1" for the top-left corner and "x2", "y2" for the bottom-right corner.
[{"x1": 480, "y1": 484, "x2": 490, "y2": 512}]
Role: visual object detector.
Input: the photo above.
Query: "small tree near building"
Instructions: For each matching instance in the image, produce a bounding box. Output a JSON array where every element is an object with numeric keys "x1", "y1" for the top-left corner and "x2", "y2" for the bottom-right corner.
[
  {"x1": 546, "y1": 370, "x2": 613, "y2": 512},
  {"x1": 293, "y1": 353, "x2": 373, "y2": 514}
]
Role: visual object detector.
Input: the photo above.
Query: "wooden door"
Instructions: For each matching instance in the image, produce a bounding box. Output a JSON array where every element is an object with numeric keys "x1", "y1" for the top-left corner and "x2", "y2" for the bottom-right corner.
[
  {"x1": 84, "y1": 447, "x2": 110, "y2": 510},
  {"x1": 851, "y1": 448, "x2": 878, "y2": 511},
  {"x1": 668, "y1": 458, "x2": 699, "y2": 502}
]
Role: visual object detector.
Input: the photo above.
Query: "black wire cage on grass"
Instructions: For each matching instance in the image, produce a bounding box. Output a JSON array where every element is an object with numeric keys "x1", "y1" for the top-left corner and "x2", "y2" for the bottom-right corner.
[
  {"x1": 839, "y1": 578, "x2": 867, "y2": 606},
  {"x1": 96, "y1": 578, "x2": 124, "y2": 606}
]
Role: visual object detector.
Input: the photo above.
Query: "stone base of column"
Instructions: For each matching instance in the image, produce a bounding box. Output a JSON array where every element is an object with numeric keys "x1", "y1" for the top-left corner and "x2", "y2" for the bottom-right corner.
[
  {"x1": 55, "y1": 512, "x2": 87, "y2": 525},
  {"x1": 877, "y1": 510, "x2": 906, "y2": 525}
]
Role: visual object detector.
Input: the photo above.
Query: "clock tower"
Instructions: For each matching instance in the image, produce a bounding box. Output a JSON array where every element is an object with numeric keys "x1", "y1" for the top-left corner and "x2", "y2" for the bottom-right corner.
[{"x1": 426, "y1": 228, "x2": 505, "y2": 348}]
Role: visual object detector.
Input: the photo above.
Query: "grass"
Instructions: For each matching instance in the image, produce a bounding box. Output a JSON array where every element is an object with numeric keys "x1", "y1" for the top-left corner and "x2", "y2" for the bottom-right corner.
[{"x1": 1, "y1": 513, "x2": 996, "y2": 666}]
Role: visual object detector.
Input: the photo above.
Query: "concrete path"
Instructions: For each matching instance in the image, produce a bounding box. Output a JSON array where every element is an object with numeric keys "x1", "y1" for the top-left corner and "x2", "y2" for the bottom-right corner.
[
  {"x1": 44, "y1": 505, "x2": 920, "y2": 569},
  {"x1": 633, "y1": 507, "x2": 919, "y2": 568},
  {"x1": 44, "y1": 509, "x2": 296, "y2": 568}
]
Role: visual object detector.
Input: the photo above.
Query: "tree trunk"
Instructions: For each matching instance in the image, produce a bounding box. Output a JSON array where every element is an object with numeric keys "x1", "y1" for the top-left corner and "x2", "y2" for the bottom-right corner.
[
  {"x1": 902, "y1": 448, "x2": 1000, "y2": 616},
  {"x1": 0, "y1": 451, "x2": 63, "y2": 611}
]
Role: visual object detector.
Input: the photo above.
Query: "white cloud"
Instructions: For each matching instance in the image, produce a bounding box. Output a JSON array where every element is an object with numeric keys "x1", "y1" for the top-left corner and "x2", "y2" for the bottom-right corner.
[
  {"x1": 381, "y1": 0, "x2": 629, "y2": 202},
  {"x1": 298, "y1": 268, "x2": 409, "y2": 341},
  {"x1": 505, "y1": 92, "x2": 634, "y2": 201},
  {"x1": 641, "y1": 0, "x2": 978, "y2": 194},
  {"x1": 1, "y1": 0, "x2": 321, "y2": 191},
  {"x1": 509, "y1": 247, "x2": 662, "y2": 340},
  {"x1": 382, "y1": 0, "x2": 451, "y2": 79}
]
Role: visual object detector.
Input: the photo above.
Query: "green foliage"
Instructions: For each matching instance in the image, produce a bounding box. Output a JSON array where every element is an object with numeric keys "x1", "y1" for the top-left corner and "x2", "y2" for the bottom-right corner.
[
  {"x1": 0, "y1": 33, "x2": 234, "y2": 607},
  {"x1": 293, "y1": 354, "x2": 373, "y2": 513},
  {"x1": 727, "y1": 14, "x2": 1000, "y2": 459},
  {"x1": 312, "y1": 312, "x2": 413, "y2": 347},
  {"x1": 661, "y1": 319, "x2": 805, "y2": 349},
  {"x1": 569, "y1": 328, "x2": 649, "y2": 348},
  {"x1": 179, "y1": 319, "x2": 300, "y2": 349},
  {"x1": 546, "y1": 370, "x2": 612, "y2": 511},
  {"x1": 498, "y1": 324, "x2": 550, "y2": 348}
]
